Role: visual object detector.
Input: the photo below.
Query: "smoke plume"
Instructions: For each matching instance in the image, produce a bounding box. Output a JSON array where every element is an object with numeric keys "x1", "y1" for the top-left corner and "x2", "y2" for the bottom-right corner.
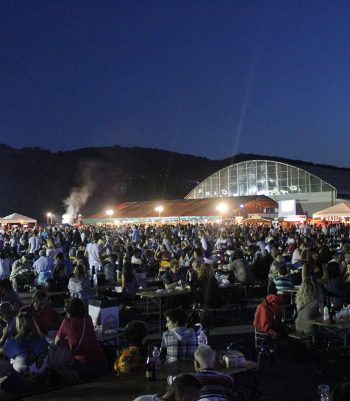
[{"x1": 62, "y1": 161, "x2": 97, "y2": 224}]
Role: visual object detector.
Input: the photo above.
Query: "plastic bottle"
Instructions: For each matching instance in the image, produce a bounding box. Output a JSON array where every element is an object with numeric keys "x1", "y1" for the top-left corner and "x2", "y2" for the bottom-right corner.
[
  {"x1": 197, "y1": 328, "x2": 208, "y2": 346},
  {"x1": 146, "y1": 347, "x2": 156, "y2": 381},
  {"x1": 341, "y1": 304, "x2": 347, "y2": 321},
  {"x1": 323, "y1": 306, "x2": 329, "y2": 321},
  {"x1": 152, "y1": 346, "x2": 161, "y2": 370},
  {"x1": 329, "y1": 304, "x2": 336, "y2": 324},
  {"x1": 90, "y1": 265, "x2": 95, "y2": 288},
  {"x1": 226, "y1": 342, "x2": 234, "y2": 351},
  {"x1": 93, "y1": 272, "x2": 98, "y2": 287}
]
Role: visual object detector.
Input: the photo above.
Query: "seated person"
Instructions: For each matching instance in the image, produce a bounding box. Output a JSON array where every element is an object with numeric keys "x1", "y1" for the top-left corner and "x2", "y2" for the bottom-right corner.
[
  {"x1": 0, "y1": 279, "x2": 23, "y2": 313},
  {"x1": 0, "y1": 302, "x2": 16, "y2": 346},
  {"x1": 155, "y1": 245, "x2": 172, "y2": 263},
  {"x1": 114, "y1": 320, "x2": 147, "y2": 374},
  {"x1": 193, "y1": 345, "x2": 240, "y2": 401},
  {"x1": 33, "y1": 250, "x2": 53, "y2": 285},
  {"x1": 229, "y1": 249, "x2": 253, "y2": 284},
  {"x1": 0, "y1": 312, "x2": 48, "y2": 379},
  {"x1": 185, "y1": 260, "x2": 199, "y2": 287},
  {"x1": 273, "y1": 265, "x2": 293, "y2": 303},
  {"x1": 161, "y1": 259, "x2": 183, "y2": 290},
  {"x1": 121, "y1": 262, "x2": 139, "y2": 300},
  {"x1": 253, "y1": 294, "x2": 283, "y2": 339},
  {"x1": 20, "y1": 290, "x2": 61, "y2": 334},
  {"x1": 131, "y1": 248, "x2": 143, "y2": 266},
  {"x1": 55, "y1": 298, "x2": 107, "y2": 380},
  {"x1": 133, "y1": 373, "x2": 201, "y2": 401},
  {"x1": 323, "y1": 261, "x2": 346, "y2": 308},
  {"x1": 103, "y1": 254, "x2": 118, "y2": 283},
  {"x1": 295, "y1": 268, "x2": 322, "y2": 336},
  {"x1": 161, "y1": 308, "x2": 197, "y2": 364},
  {"x1": 9, "y1": 254, "x2": 34, "y2": 291},
  {"x1": 53, "y1": 262, "x2": 69, "y2": 290},
  {"x1": 68, "y1": 264, "x2": 93, "y2": 304},
  {"x1": 191, "y1": 263, "x2": 221, "y2": 309}
]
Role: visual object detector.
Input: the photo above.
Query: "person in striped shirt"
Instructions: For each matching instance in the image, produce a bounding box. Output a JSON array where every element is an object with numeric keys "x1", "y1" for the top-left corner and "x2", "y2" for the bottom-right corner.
[
  {"x1": 273, "y1": 265, "x2": 293, "y2": 296},
  {"x1": 193, "y1": 345, "x2": 240, "y2": 401}
]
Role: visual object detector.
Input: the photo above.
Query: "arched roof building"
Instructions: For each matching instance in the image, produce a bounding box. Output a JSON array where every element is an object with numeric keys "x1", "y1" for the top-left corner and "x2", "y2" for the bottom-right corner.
[{"x1": 185, "y1": 160, "x2": 338, "y2": 216}]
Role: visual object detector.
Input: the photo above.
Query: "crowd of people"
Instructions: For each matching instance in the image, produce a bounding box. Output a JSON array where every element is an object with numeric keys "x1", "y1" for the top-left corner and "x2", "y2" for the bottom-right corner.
[{"x1": 0, "y1": 220, "x2": 349, "y2": 398}]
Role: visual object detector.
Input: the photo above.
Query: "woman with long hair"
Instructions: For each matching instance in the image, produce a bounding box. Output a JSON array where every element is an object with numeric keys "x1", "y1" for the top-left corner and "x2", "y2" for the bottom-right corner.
[
  {"x1": 295, "y1": 266, "x2": 322, "y2": 335},
  {"x1": 192, "y1": 263, "x2": 221, "y2": 309},
  {"x1": 0, "y1": 311, "x2": 48, "y2": 376},
  {"x1": 121, "y1": 262, "x2": 139, "y2": 300},
  {"x1": 68, "y1": 264, "x2": 94, "y2": 304}
]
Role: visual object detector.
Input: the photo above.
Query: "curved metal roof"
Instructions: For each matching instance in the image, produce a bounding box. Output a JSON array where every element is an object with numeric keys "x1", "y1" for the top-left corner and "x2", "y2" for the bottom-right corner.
[{"x1": 186, "y1": 159, "x2": 338, "y2": 199}]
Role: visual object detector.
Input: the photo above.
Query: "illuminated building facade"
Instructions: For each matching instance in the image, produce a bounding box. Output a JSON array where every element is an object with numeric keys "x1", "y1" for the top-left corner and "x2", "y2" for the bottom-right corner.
[{"x1": 185, "y1": 160, "x2": 337, "y2": 216}]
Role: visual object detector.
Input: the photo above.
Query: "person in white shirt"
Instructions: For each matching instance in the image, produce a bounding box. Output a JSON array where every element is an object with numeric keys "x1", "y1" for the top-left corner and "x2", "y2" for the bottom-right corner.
[
  {"x1": 28, "y1": 230, "x2": 42, "y2": 254},
  {"x1": 84, "y1": 233, "x2": 102, "y2": 272}
]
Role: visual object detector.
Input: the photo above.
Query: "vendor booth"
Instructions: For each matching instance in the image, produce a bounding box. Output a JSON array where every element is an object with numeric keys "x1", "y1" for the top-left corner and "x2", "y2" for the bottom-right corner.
[
  {"x1": 312, "y1": 202, "x2": 350, "y2": 221},
  {"x1": 1, "y1": 213, "x2": 37, "y2": 225}
]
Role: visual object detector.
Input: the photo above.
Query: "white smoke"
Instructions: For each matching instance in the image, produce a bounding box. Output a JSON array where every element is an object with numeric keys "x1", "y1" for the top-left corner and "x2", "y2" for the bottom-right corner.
[{"x1": 63, "y1": 162, "x2": 96, "y2": 224}]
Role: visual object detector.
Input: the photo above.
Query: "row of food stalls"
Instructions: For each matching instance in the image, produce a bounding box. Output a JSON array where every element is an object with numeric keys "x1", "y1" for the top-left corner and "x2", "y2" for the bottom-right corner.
[
  {"x1": 83, "y1": 197, "x2": 350, "y2": 227},
  {"x1": 83, "y1": 196, "x2": 278, "y2": 226},
  {"x1": 1, "y1": 202, "x2": 349, "y2": 228}
]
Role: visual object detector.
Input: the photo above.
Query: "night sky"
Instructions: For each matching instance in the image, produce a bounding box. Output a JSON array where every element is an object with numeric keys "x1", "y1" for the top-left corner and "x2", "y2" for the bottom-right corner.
[{"x1": 1, "y1": 1, "x2": 350, "y2": 167}]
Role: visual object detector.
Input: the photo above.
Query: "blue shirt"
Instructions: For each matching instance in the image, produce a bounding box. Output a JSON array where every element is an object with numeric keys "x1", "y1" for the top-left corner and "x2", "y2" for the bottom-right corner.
[
  {"x1": 3, "y1": 335, "x2": 47, "y2": 360},
  {"x1": 33, "y1": 256, "x2": 53, "y2": 283}
]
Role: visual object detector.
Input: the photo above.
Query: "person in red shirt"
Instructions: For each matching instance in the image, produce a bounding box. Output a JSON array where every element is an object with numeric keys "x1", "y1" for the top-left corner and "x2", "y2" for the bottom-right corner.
[
  {"x1": 20, "y1": 290, "x2": 61, "y2": 334},
  {"x1": 55, "y1": 297, "x2": 107, "y2": 380}
]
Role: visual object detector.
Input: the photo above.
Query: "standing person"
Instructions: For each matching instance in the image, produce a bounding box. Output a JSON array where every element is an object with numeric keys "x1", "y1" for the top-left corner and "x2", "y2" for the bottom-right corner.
[
  {"x1": 55, "y1": 298, "x2": 107, "y2": 380},
  {"x1": 132, "y1": 225, "x2": 141, "y2": 244},
  {"x1": 84, "y1": 233, "x2": 103, "y2": 273},
  {"x1": 27, "y1": 230, "x2": 42, "y2": 254}
]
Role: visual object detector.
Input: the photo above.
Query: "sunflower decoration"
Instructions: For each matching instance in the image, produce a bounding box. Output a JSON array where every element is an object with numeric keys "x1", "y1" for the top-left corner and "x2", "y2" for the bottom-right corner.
[{"x1": 114, "y1": 345, "x2": 142, "y2": 374}]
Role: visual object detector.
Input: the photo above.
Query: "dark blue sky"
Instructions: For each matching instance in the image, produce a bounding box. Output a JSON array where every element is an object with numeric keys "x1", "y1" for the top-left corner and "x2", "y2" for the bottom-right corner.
[{"x1": 1, "y1": 1, "x2": 350, "y2": 166}]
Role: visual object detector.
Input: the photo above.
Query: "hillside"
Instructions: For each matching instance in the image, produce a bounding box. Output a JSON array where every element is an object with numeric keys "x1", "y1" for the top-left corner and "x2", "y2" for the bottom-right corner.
[{"x1": 1, "y1": 144, "x2": 349, "y2": 222}]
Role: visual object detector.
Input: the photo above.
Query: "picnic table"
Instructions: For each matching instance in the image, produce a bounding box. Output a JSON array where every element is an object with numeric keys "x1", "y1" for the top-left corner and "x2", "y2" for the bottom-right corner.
[{"x1": 20, "y1": 359, "x2": 258, "y2": 401}]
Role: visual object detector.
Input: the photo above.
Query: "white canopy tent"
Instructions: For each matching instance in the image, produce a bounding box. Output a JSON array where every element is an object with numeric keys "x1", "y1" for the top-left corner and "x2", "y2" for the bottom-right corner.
[
  {"x1": 313, "y1": 202, "x2": 350, "y2": 219},
  {"x1": 1, "y1": 213, "x2": 37, "y2": 224}
]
